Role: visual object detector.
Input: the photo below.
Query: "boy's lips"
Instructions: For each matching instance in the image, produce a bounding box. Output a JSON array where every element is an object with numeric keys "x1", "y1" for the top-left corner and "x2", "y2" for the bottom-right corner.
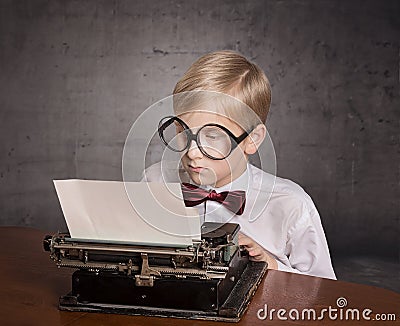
[{"x1": 188, "y1": 165, "x2": 204, "y2": 173}]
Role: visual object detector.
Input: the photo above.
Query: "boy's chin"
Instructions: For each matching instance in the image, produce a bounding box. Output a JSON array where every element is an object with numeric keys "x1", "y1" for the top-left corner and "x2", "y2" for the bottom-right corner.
[
  {"x1": 190, "y1": 176, "x2": 215, "y2": 187},
  {"x1": 187, "y1": 170, "x2": 217, "y2": 187}
]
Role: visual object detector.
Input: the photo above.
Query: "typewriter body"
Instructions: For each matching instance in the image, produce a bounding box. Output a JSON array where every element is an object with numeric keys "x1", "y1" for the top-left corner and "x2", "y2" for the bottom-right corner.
[{"x1": 44, "y1": 222, "x2": 267, "y2": 322}]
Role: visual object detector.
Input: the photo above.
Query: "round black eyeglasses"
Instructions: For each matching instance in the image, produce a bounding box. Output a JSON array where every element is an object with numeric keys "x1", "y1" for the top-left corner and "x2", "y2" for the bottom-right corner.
[{"x1": 158, "y1": 116, "x2": 249, "y2": 160}]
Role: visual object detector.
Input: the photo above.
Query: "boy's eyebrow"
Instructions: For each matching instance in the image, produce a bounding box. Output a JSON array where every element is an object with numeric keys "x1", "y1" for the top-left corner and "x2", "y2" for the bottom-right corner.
[{"x1": 178, "y1": 121, "x2": 224, "y2": 131}]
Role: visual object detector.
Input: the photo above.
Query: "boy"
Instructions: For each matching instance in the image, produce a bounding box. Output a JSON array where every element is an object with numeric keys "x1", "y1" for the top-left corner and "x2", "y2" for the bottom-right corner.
[{"x1": 144, "y1": 50, "x2": 336, "y2": 280}]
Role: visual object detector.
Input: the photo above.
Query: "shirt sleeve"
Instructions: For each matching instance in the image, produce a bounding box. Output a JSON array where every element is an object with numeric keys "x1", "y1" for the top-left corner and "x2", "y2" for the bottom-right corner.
[{"x1": 277, "y1": 199, "x2": 336, "y2": 280}]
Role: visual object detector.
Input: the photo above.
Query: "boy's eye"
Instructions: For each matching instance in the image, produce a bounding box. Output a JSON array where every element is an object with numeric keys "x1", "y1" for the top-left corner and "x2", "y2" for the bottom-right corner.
[
  {"x1": 201, "y1": 128, "x2": 227, "y2": 142},
  {"x1": 205, "y1": 132, "x2": 221, "y2": 140}
]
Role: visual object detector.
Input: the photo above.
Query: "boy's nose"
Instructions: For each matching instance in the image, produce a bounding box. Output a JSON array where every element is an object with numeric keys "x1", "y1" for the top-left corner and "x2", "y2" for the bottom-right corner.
[{"x1": 186, "y1": 140, "x2": 203, "y2": 159}]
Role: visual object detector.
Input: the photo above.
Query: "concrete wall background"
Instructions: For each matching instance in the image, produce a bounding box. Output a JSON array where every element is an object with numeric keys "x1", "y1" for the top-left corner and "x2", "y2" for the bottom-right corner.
[{"x1": 0, "y1": 0, "x2": 398, "y2": 257}]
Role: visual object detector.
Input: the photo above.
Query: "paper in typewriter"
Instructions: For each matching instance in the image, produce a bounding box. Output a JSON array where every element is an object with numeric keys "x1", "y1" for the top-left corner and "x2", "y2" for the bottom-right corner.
[{"x1": 53, "y1": 180, "x2": 201, "y2": 247}]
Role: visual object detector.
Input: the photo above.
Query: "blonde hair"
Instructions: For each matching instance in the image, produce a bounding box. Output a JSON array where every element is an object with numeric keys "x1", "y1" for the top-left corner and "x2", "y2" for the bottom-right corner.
[{"x1": 173, "y1": 51, "x2": 271, "y2": 125}]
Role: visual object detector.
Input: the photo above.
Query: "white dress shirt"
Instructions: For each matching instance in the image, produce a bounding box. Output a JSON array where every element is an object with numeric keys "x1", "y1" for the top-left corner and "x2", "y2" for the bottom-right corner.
[{"x1": 142, "y1": 162, "x2": 336, "y2": 280}]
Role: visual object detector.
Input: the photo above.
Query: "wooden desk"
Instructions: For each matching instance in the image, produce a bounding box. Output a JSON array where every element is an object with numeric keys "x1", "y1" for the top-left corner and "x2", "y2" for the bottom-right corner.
[{"x1": 0, "y1": 227, "x2": 399, "y2": 325}]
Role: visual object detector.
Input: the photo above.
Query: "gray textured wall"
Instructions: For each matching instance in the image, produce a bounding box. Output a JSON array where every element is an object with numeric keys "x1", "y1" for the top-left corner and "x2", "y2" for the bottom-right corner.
[{"x1": 0, "y1": 0, "x2": 399, "y2": 257}]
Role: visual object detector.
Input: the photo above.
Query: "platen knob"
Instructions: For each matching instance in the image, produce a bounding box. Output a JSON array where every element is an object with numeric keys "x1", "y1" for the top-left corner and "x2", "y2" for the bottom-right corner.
[{"x1": 43, "y1": 235, "x2": 52, "y2": 252}]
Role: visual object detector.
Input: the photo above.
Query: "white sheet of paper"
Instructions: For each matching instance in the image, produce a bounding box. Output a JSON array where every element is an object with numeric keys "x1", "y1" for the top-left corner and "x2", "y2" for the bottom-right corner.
[{"x1": 53, "y1": 180, "x2": 201, "y2": 247}]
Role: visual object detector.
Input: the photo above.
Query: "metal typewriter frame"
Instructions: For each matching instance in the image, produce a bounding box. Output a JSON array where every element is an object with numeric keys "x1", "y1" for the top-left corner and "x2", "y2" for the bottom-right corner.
[{"x1": 44, "y1": 222, "x2": 267, "y2": 322}]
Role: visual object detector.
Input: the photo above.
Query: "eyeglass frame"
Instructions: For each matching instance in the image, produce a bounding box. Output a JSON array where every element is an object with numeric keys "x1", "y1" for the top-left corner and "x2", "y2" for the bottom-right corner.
[{"x1": 158, "y1": 115, "x2": 250, "y2": 160}]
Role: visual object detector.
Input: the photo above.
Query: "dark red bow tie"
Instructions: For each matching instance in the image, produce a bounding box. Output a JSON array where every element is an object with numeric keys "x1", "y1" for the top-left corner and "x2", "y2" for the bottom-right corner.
[{"x1": 181, "y1": 182, "x2": 246, "y2": 215}]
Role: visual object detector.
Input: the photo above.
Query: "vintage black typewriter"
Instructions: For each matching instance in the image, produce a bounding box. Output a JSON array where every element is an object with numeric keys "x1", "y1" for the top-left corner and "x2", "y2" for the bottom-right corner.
[{"x1": 44, "y1": 222, "x2": 267, "y2": 322}]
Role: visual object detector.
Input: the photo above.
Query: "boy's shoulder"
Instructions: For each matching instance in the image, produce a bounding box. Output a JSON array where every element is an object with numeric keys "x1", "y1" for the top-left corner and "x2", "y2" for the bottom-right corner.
[
  {"x1": 142, "y1": 161, "x2": 186, "y2": 183},
  {"x1": 248, "y1": 164, "x2": 320, "y2": 227},
  {"x1": 248, "y1": 164, "x2": 314, "y2": 208}
]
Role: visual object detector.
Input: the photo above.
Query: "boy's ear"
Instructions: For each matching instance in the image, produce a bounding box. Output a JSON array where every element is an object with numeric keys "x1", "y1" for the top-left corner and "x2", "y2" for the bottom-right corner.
[{"x1": 243, "y1": 124, "x2": 266, "y2": 155}]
